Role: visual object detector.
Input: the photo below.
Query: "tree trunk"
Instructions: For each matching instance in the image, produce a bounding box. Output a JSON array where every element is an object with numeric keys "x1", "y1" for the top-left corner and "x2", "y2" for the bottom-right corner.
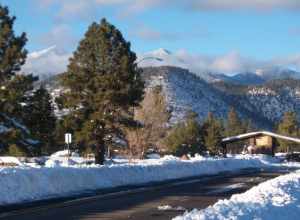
[{"x1": 94, "y1": 142, "x2": 105, "y2": 165}]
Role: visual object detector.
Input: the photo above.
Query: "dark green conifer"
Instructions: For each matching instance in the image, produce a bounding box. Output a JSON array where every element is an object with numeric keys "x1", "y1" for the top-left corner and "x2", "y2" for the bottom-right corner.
[
  {"x1": 202, "y1": 112, "x2": 223, "y2": 155},
  {"x1": 0, "y1": 5, "x2": 37, "y2": 155},
  {"x1": 0, "y1": 5, "x2": 36, "y2": 117},
  {"x1": 277, "y1": 111, "x2": 300, "y2": 152},
  {"x1": 226, "y1": 107, "x2": 244, "y2": 136},
  {"x1": 24, "y1": 86, "x2": 56, "y2": 154},
  {"x1": 164, "y1": 111, "x2": 205, "y2": 157},
  {"x1": 60, "y1": 18, "x2": 144, "y2": 164}
]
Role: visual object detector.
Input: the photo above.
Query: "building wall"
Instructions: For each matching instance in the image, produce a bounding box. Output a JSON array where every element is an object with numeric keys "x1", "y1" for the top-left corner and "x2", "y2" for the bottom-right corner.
[
  {"x1": 250, "y1": 135, "x2": 273, "y2": 155},
  {"x1": 255, "y1": 135, "x2": 273, "y2": 147}
]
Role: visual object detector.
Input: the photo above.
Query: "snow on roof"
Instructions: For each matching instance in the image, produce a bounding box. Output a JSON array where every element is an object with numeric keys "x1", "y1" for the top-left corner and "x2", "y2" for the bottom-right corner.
[{"x1": 222, "y1": 131, "x2": 300, "y2": 144}]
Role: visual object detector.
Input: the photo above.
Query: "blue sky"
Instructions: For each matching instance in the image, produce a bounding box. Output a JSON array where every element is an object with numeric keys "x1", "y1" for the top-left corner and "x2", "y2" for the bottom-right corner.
[{"x1": 2, "y1": 0, "x2": 300, "y2": 74}]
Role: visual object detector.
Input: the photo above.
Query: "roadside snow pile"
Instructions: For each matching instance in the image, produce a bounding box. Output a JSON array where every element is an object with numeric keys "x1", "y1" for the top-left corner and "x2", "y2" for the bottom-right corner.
[
  {"x1": 0, "y1": 157, "x2": 23, "y2": 166},
  {"x1": 0, "y1": 155, "x2": 284, "y2": 206},
  {"x1": 44, "y1": 150, "x2": 90, "y2": 167},
  {"x1": 174, "y1": 170, "x2": 300, "y2": 220},
  {"x1": 50, "y1": 150, "x2": 79, "y2": 157},
  {"x1": 45, "y1": 158, "x2": 79, "y2": 167}
]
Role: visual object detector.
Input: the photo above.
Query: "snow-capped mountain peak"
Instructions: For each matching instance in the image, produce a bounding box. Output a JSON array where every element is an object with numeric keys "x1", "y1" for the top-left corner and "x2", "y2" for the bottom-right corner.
[
  {"x1": 22, "y1": 46, "x2": 70, "y2": 79},
  {"x1": 151, "y1": 48, "x2": 172, "y2": 57},
  {"x1": 28, "y1": 45, "x2": 57, "y2": 59}
]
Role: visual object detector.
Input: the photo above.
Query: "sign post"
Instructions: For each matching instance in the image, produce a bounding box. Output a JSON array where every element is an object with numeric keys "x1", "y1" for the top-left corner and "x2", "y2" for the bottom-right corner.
[{"x1": 65, "y1": 133, "x2": 72, "y2": 156}]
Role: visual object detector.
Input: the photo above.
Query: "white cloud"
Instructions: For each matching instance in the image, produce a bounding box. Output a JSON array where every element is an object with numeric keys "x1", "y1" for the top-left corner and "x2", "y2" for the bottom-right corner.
[
  {"x1": 22, "y1": 46, "x2": 70, "y2": 78},
  {"x1": 21, "y1": 46, "x2": 300, "y2": 79},
  {"x1": 36, "y1": 0, "x2": 97, "y2": 19},
  {"x1": 272, "y1": 54, "x2": 300, "y2": 70},
  {"x1": 189, "y1": 0, "x2": 300, "y2": 11},
  {"x1": 139, "y1": 48, "x2": 300, "y2": 74},
  {"x1": 211, "y1": 51, "x2": 243, "y2": 73},
  {"x1": 36, "y1": 0, "x2": 300, "y2": 19}
]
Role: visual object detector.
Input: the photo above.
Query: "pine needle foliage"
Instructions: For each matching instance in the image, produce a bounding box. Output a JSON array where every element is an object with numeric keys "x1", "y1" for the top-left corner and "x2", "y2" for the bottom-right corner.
[{"x1": 59, "y1": 19, "x2": 144, "y2": 164}]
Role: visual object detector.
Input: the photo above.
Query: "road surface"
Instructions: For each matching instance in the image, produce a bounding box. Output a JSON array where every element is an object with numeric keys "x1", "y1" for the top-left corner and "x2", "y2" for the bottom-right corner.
[{"x1": 0, "y1": 168, "x2": 291, "y2": 220}]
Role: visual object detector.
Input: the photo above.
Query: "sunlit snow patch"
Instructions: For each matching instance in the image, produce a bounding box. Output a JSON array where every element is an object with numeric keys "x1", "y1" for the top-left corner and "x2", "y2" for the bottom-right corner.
[{"x1": 158, "y1": 205, "x2": 186, "y2": 211}]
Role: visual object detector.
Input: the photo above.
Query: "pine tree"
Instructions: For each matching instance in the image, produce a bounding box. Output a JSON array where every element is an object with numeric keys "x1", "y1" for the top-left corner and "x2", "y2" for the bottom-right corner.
[
  {"x1": 277, "y1": 111, "x2": 300, "y2": 152},
  {"x1": 0, "y1": 5, "x2": 26, "y2": 80},
  {"x1": 0, "y1": 5, "x2": 36, "y2": 117},
  {"x1": 202, "y1": 112, "x2": 223, "y2": 155},
  {"x1": 24, "y1": 86, "x2": 56, "y2": 154},
  {"x1": 225, "y1": 107, "x2": 246, "y2": 153},
  {"x1": 242, "y1": 119, "x2": 254, "y2": 133},
  {"x1": 164, "y1": 112, "x2": 205, "y2": 157},
  {"x1": 226, "y1": 107, "x2": 244, "y2": 136},
  {"x1": 59, "y1": 18, "x2": 144, "y2": 164},
  {"x1": 0, "y1": 5, "x2": 37, "y2": 155}
]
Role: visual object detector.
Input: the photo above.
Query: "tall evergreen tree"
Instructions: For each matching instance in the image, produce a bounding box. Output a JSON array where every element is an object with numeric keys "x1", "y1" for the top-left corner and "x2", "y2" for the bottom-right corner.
[
  {"x1": 24, "y1": 86, "x2": 56, "y2": 154},
  {"x1": 0, "y1": 5, "x2": 26, "y2": 80},
  {"x1": 0, "y1": 5, "x2": 36, "y2": 117},
  {"x1": 226, "y1": 107, "x2": 244, "y2": 136},
  {"x1": 225, "y1": 107, "x2": 247, "y2": 153},
  {"x1": 277, "y1": 111, "x2": 300, "y2": 152},
  {"x1": 59, "y1": 19, "x2": 144, "y2": 164},
  {"x1": 202, "y1": 112, "x2": 223, "y2": 155},
  {"x1": 0, "y1": 5, "x2": 37, "y2": 155},
  {"x1": 242, "y1": 119, "x2": 254, "y2": 133}
]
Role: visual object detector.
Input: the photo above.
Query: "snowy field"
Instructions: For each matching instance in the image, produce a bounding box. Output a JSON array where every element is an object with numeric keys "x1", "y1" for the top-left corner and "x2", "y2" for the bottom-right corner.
[
  {"x1": 174, "y1": 170, "x2": 300, "y2": 220},
  {"x1": 0, "y1": 153, "x2": 296, "y2": 206}
]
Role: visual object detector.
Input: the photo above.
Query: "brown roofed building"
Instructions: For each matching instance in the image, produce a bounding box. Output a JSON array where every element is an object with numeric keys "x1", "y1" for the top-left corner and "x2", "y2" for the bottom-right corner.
[{"x1": 221, "y1": 131, "x2": 300, "y2": 156}]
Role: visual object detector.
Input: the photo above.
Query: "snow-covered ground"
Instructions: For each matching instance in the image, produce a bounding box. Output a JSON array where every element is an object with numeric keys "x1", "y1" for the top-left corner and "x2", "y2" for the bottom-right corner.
[
  {"x1": 174, "y1": 170, "x2": 300, "y2": 220},
  {"x1": 158, "y1": 205, "x2": 186, "y2": 211},
  {"x1": 0, "y1": 154, "x2": 296, "y2": 206}
]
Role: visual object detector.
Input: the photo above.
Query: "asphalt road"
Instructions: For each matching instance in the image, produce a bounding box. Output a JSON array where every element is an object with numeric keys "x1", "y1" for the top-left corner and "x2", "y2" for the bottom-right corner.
[{"x1": 0, "y1": 169, "x2": 290, "y2": 220}]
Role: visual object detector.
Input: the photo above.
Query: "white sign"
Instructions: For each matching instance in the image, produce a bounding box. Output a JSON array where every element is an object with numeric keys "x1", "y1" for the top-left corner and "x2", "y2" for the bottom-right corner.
[{"x1": 65, "y1": 133, "x2": 72, "y2": 144}]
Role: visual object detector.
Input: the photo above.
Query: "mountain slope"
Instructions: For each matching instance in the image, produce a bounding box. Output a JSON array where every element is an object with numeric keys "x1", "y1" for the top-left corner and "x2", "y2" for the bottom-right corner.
[
  {"x1": 142, "y1": 67, "x2": 300, "y2": 128},
  {"x1": 231, "y1": 72, "x2": 266, "y2": 85},
  {"x1": 213, "y1": 78, "x2": 300, "y2": 126},
  {"x1": 142, "y1": 66, "x2": 231, "y2": 124},
  {"x1": 42, "y1": 66, "x2": 300, "y2": 129}
]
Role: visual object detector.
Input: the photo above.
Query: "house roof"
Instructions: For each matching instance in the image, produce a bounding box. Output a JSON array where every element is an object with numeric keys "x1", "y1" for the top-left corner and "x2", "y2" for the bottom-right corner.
[{"x1": 222, "y1": 131, "x2": 300, "y2": 144}]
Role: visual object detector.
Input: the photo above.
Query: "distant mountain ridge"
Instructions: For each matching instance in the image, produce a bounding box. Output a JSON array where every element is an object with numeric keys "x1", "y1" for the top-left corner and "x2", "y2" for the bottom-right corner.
[
  {"x1": 141, "y1": 66, "x2": 300, "y2": 129},
  {"x1": 140, "y1": 48, "x2": 300, "y2": 85},
  {"x1": 196, "y1": 68, "x2": 300, "y2": 86},
  {"x1": 41, "y1": 65, "x2": 300, "y2": 129}
]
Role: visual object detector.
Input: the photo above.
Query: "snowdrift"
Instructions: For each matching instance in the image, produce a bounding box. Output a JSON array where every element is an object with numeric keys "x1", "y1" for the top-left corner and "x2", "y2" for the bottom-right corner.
[
  {"x1": 174, "y1": 170, "x2": 300, "y2": 220},
  {"x1": 0, "y1": 155, "x2": 278, "y2": 206}
]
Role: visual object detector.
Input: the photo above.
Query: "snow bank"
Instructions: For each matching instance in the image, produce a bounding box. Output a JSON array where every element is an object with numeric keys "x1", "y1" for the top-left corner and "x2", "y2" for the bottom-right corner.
[
  {"x1": 44, "y1": 150, "x2": 90, "y2": 167},
  {"x1": 0, "y1": 155, "x2": 281, "y2": 206},
  {"x1": 174, "y1": 170, "x2": 300, "y2": 220},
  {"x1": 0, "y1": 157, "x2": 23, "y2": 166},
  {"x1": 50, "y1": 150, "x2": 79, "y2": 157}
]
